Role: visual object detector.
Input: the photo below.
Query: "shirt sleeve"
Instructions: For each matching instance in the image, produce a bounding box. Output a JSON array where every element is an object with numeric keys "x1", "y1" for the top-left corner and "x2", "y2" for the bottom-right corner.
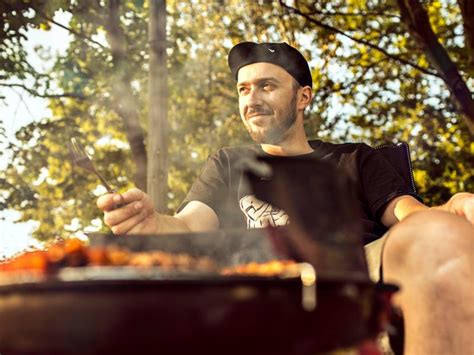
[
  {"x1": 357, "y1": 144, "x2": 422, "y2": 221},
  {"x1": 177, "y1": 149, "x2": 230, "y2": 217}
]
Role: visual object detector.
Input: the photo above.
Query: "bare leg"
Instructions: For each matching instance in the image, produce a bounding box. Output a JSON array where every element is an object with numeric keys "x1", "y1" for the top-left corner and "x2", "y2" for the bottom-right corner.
[{"x1": 382, "y1": 210, "x2": 474, "y2": 355}]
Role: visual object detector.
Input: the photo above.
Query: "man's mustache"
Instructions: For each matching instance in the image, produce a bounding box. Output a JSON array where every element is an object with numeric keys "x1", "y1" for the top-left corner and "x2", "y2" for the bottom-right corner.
[{"x1": 246, "y1": 107, "x2": 273, "y2": 118}]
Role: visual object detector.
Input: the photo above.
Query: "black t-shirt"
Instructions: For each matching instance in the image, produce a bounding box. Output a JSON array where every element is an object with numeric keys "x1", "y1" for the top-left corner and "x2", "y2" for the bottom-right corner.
[{"x1": 179, "y1": 140, "x2": 420, "y2": 242}]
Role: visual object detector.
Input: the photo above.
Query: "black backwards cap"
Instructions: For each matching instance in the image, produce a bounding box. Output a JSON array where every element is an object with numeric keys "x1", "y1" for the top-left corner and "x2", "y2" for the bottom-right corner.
[{"x1": 228, "y1": 42, "x2": 313, "y2": 88}]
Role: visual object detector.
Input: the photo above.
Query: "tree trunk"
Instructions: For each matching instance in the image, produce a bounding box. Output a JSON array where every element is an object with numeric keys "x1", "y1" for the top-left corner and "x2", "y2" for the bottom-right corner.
[
  {"x1": 147, "y1": 0, "x2": 168, "y2": 212},
  {"x1": 458, "y1": 0, "x2": 474, "y2": 72},
  {"x1": 106, "y1": 0, "x2": 148, "y2": 190},
  {"x1": 397, "y1": 0, "x2": 474, "y2": 135}
]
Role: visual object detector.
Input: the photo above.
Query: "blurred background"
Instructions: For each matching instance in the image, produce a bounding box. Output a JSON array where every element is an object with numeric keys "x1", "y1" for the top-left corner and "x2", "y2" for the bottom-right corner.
[{"x1": 1, "y1": 0, "x2": 473, "y2": 257}]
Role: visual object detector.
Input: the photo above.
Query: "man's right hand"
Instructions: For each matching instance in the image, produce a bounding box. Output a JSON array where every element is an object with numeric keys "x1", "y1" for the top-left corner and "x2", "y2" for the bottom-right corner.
[{"x1": 97, "y1": 188, "x2": 159, "y2": 235}]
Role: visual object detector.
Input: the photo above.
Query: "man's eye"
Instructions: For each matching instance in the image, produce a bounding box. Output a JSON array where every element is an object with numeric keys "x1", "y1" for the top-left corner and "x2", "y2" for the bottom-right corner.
[
  {"x1": 263, "y1": 83, "x2": 273, "y2": 89},
  {"x1": 238, "y1": 87, "x2": 248, "y2": 94}
]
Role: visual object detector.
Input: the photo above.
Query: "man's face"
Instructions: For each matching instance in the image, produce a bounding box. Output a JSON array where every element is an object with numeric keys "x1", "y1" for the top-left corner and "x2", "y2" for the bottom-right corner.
[{"x1": 236, "y1": 62, "x2": 299, "y2": 144}]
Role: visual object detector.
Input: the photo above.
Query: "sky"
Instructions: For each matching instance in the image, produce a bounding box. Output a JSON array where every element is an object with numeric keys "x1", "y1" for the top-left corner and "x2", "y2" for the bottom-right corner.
[{"x1": 0, "y1": 11, "x2": 72, "y2": 258}]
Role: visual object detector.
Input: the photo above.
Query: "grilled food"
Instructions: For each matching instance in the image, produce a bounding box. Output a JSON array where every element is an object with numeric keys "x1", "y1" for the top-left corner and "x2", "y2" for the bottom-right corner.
[
  {"x1": 1, "y1": 239, "x2": 298, "y2": 277},
  {"x1": 222, "y1": 259, "x2": 298, "y2": 276},
  {"x1": 0, "y1": 239, "x2": 216, "y2": 273}
]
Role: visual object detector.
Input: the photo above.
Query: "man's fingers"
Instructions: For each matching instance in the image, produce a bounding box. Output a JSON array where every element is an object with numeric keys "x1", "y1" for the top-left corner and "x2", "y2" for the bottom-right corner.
[
  {"x1": 97, "y1": 188, "x2": 147, "y2": 212},
  {"x1": 110, "y1": 208, "x2": 151, "y2": 235},
  {"x1": 118, "y1": 188, "x2": 146, "y2": 204},
  {"x1": 126, "y1": 212, "x2": 156, "y2": 235},
  {"x1": 97, "y1": 193, "x2": 115, "y2": 212},
  {"x1": 463, "y1": 197, "x2": 474, "y2": 224},
  {"x1": 97, "y1": 187, "x2": 157, "y2": 234},
  {"x1": 450, "y1": 192, "x2": 474, "y2": 225},
  {"x1": 103, "y1": 201, "x2": 144, "y2": 227}
]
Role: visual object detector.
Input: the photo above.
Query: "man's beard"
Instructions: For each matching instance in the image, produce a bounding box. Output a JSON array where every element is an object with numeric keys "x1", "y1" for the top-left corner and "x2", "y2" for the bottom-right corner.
[{"x1": 246, "y1": 94, "x2": 297, "y2": 145}]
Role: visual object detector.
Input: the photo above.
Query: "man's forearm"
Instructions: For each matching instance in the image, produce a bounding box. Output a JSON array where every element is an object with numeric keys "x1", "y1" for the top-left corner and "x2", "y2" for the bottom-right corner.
[
  {"x1": 154, "y1": 213, "x2": 192, "y2": 234},
  {"x1": 382, "y1": 195, "x2": 429, "y2": 227},
  {"x1": 383, "y1": 192, "x2": 474, "y2": 228}
]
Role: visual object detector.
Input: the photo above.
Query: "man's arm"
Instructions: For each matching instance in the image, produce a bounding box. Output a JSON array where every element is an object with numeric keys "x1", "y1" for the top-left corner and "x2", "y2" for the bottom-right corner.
[
  {"x1": 97, "y1": 188, "x2": 219, "y2": 234},
  {"x1": 380, "y1": 195, "x2": 428, "y2": 227},
  {"x1": 381, "y1": 192, "x2": 474, "y2": 228},
  {"x1": 175, "y1": 200, "x2": 220, "y2": 231}
]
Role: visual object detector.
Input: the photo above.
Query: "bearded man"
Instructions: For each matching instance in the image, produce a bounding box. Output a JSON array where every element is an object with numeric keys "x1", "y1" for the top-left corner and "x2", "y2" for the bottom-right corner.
[{"x1": 97, "y1": 42, "x2": 474, "y2": 354}]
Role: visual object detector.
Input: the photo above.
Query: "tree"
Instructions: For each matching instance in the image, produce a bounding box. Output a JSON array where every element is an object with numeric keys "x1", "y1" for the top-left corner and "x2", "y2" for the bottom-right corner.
[
  {"x1": 1, "y1": 0, "x2": 149, "y2": 240},
  {"x1": 276, "y1": 0, "x2": 473, "y2": 204},
  {"x1": 396, "y1": 0, "x2": 474, "y2": 133},
  {"x1": 148, "y1": 0, "x2": 168, "y2": 211},
  {"x1": 105, "y1": 0, "x2": 147, "y2": 191},
  {"x1": 1, "y1": 0, "x2": 471, "y2": 242},
  {"x1": 1, "y1": 0, "x2": 252, "y2": 240},
  {"x1": 0, "y1": 0, "x2": 91, "y2": 101}
]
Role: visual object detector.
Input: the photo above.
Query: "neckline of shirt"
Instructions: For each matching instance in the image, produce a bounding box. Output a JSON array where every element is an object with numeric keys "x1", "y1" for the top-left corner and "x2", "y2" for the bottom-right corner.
[{"x1": 255, "y1": 139, "x2": 323, "y2": 158}]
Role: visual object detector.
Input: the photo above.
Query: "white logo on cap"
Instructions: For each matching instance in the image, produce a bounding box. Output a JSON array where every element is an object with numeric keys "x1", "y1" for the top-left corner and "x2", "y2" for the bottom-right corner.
[{"x1": 268, "y1": 48, "x2": 275, "y2": 53}]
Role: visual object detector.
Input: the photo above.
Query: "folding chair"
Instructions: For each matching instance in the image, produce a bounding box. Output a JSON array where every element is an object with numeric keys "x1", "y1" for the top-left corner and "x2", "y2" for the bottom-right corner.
[{"x1": 372, "y1": 141, "x2": 417, "y2": 355}]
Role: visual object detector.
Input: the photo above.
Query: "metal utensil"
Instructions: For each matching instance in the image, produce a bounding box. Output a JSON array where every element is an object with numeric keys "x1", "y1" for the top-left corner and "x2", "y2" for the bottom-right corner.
[{"x1": 68, "y1": 137, "x2": 115, "y2": 193}]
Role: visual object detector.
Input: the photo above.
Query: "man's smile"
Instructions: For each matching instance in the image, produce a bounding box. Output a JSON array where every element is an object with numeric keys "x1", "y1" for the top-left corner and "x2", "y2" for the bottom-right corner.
[
  {"x1": 248, "y1": 113, "x2": 270, "y2": 118},
  {"x1": 246, "y1": 111, "x2": 273, "y2": 119}
]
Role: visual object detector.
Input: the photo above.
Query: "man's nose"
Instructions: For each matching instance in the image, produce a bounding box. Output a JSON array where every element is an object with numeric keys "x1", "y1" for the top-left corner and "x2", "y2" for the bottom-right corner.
[{"x1": 246, "y1": 87, "x2": 263, "y2": 106}]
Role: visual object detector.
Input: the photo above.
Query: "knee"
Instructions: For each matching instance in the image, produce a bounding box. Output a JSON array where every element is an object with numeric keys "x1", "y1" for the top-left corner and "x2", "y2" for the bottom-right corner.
[
  {"x1": 382, "y1": 209, "x2": 474, "y2": 280},
  {"x1": 392, "y1": 209, "x2": 471, "y2": 240},
  {"x1": 430, "y1": 253, "x2": 473, "y2": 300}
]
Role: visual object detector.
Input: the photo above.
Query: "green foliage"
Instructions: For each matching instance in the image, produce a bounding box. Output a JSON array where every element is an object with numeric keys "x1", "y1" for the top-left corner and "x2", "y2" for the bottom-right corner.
[
  {"x1": 0, "y1": 0, "x2": 472, "y2": 242},
  {"x1": 0, "y1": 0, "x2": 66, "y2": 93},
  {"x1": 279, "y1": 0, "x2": 473, "y2": 205}
]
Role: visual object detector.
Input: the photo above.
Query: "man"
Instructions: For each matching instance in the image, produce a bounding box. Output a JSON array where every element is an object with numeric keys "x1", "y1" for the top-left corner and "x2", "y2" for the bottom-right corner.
[{"x1": 98, "y1": 42, "x2": 474, "y2": 354}]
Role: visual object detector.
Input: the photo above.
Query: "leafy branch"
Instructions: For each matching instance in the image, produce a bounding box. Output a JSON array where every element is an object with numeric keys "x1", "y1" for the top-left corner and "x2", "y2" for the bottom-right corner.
[
  {"x1": 295, "y1": 6, "x2": 401, "y2": 20},
  {"x1": 396, "y1": 0, "x2": 474, "y2": 134},
  {"x1": 30, "y1": 6, "x2": 107, "y2": 50},
  {"x1": 279, "y1": 0, "x2": 440, "y2": 78},
  {"x1": 0, "y1": 82, "x2": 89, "y2": 99}
]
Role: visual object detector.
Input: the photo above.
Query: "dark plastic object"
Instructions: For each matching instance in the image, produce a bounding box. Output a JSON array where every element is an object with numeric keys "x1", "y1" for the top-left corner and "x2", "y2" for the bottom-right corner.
[{"x1": 375, "y1": 142, "x2": 417, "y2": 194}]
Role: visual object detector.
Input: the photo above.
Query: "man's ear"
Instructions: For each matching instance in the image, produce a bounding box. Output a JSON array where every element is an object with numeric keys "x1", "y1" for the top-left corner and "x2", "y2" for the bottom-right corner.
[{"x1": 297, "y1": 86, "x2": 313, "y2": 110}]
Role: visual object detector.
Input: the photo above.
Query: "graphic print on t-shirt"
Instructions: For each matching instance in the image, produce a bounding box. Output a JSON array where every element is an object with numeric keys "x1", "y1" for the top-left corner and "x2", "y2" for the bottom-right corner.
[{"x1": 239, "y1": 195, "x2": 289, "y2": 228}]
